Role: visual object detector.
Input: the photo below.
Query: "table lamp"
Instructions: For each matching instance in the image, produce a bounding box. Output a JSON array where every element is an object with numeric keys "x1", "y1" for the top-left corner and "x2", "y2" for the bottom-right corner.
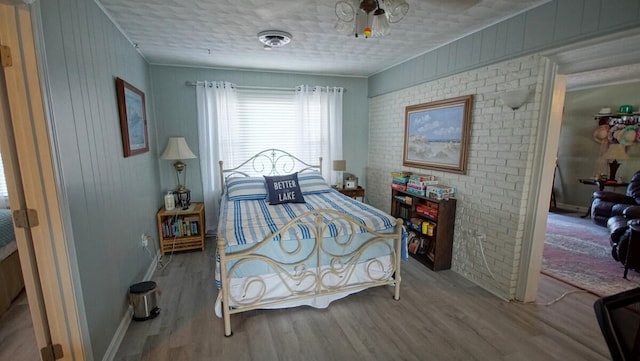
[
  {"x1": 160, "y1": 137, "x2": 197, "y2": 209},
  {"x1": 332, "y1": 160, "x2": 346, "y2": 189},
  {"x1": 603, "y1": 143, "x2": 629, "y2": 181}
]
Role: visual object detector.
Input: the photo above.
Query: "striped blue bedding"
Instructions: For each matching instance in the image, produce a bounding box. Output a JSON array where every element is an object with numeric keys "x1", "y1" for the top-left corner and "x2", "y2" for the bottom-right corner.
[
  {"x1": 216, "y1": 190, "x2": 406, "y2": 287},
  {"x1": 0, "y1": 209, "x2": 14, "y2": 249},
  {"x1": 218, "y1": 189, "x2": 397, "y2": 247}
]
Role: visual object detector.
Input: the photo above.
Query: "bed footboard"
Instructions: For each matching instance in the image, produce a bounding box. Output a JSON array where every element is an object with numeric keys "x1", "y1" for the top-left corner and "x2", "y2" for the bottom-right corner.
[{"x1": 217, "y1": 209, "x2": 403, "y2": 336}]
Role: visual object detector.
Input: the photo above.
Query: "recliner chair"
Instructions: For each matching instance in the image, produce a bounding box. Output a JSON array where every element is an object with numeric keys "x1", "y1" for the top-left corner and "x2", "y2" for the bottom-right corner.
[
  {"x1": 591, "y1": 170, "x2": 640, "y2": 227},
  {"x1": 608, "y1": 214, "x2": 640, "y2": 278},
  {"x1": 594, "y1": 287, "x2": 640, "y2": 361}
]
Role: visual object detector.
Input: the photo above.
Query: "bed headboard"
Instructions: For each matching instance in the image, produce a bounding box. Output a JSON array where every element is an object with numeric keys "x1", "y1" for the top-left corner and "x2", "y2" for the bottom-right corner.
[{"x1": 219, "y1": 149, "x2": 322, "y2": 191}]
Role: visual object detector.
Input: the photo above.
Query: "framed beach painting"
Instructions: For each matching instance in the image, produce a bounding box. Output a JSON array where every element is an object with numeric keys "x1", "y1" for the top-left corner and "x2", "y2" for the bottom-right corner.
[
  {"x1": 116, "y1": 77, "x2": 149, "y2": 157},
  {"x1": 403, "y1": 95, "x2": 473, "y2": 174}
]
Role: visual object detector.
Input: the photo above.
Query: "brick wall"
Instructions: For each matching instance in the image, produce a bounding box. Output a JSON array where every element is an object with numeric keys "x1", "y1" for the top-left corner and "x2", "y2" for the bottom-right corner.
[{"x1": 367, "y1": 54, "x2": 546, "y2": 298}]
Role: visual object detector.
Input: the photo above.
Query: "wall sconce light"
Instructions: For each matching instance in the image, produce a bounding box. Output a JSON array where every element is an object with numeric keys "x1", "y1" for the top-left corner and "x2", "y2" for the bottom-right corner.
[{"x1": 500, "y1": 88, "x2": 531, "y2": 110}]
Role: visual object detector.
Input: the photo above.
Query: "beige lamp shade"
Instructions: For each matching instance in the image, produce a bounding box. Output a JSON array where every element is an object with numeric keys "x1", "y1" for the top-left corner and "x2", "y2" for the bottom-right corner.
[
  {"x1": 603, "y1": 144, "x2": 629, "y2": 160},
  {"x1": 160, "y1": 137, "x2": 197, "y2": 208},
  {"x1": 160, "y1": 137, "x2": 197, "y2": 160},
  {"x1": 332, "y1": 160, "x2": 346, "y2": 171}
]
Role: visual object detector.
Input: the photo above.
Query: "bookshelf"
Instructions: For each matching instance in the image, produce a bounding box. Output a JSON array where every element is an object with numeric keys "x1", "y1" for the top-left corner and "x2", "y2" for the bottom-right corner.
[
  {"x1": 156, "y1": 202, "x2": 205, "y2": 255},
  {"x1": 390, "y1": 188, "x2": 456, "y2": 271}
]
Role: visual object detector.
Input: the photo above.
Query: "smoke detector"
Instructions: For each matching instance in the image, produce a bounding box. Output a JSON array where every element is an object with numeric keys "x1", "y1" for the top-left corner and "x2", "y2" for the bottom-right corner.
[{"x1": 258, "y1": 30, "x2": 292, "y2": 49}]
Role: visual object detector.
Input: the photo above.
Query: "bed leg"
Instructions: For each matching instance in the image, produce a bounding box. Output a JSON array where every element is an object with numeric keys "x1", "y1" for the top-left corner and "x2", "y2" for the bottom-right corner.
[
  {"x1": 220, "y1": 299, "x2": 232, "y2": 336},
  {"x1": 393, "y1": 277, "x2": 401, "y2": 301},
  {"x1": 394, "y1": 219, "x2": 403, "y2": 301},
  {"x1": 218, "y1": 237, "x2": 233, "y2": 336},
  {"x1": 223, "y1": 304, "x2": 232, "y2": 336}
]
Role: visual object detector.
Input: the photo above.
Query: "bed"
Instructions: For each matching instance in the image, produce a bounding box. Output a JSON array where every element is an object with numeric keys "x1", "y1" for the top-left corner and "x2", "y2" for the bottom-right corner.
[
  {"x1": 215, "y1": 149, "x2": 405, "y2": 336},
  {"x1": 0, "y1": 208, "x2": 23, "y2": 317}
]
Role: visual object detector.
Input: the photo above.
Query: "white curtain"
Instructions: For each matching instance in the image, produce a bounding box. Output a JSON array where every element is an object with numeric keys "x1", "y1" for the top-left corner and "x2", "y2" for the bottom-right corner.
[
  {"x1": 196, "y1": 81, "x2": 237, "y2": 233},
  {"x1": 296, "y1": 85, "x2": 344, "y2": 181}
]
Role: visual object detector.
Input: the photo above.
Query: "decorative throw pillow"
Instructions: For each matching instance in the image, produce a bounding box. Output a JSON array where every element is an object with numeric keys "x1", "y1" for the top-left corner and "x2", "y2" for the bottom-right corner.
[
  {"x1": 226, "y1": 177, "x2": 268, "y2": 200},
  {"x1": 264, "y1": 173, "x2": 305, "y2": 205},
  {"x1": 298, "y1": 171, "x2": 332, "y2": 194}
]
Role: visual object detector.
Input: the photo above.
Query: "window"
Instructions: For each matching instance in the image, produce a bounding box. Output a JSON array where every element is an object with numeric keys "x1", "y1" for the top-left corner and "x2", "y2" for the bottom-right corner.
[{"x1": 226, "y1": 88, "x2": 321, "y2": 168}]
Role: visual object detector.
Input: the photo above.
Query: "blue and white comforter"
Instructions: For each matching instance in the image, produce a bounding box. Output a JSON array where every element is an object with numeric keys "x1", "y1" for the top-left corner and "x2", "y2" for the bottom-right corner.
[{"x1": 218, "y1": 190, "x2": 398, "y2": 247}]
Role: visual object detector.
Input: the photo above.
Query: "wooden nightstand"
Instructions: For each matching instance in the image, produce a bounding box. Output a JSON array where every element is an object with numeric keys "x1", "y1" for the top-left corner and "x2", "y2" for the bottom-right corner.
[
  {"x1": 156, "y1": 202, "x2": 205, "y2": 255},
  {"x1": 338, "y1": 186, "x2": 365, "y2": 202}
]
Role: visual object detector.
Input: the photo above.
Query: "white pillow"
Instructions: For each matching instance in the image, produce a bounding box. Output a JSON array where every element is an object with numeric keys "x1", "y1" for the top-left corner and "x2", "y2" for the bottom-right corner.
[
  {"x1": 226, "y1": 177, "x2": 268, "y2": 200},
  {"x1": 298, "y1": 172, "x2": 332, "y2": 195}
]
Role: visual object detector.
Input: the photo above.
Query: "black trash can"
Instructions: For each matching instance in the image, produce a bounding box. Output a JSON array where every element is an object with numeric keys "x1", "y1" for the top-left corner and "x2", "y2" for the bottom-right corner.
[{"x1": 128, "y1": 281, "x2": 160, "y2": 321}]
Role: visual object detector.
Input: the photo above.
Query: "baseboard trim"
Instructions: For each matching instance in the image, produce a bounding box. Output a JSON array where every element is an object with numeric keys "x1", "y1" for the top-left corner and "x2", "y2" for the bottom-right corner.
[
  {"x1": 101, "y1": 250, "x2": 160, "y2": 361},
  {"x1": 554, "y1": 202, "x2": 587, "y2": 214}
]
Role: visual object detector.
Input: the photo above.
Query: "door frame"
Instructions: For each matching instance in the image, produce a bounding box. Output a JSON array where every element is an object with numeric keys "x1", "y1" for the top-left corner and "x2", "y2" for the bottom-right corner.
[
  {"x1": 516, "y1": 28, "x2": 640, "y2": 302},
  {"x1": 0, "y1": 1, "x2": 90, "y2": 360},
  {"x1": 515, "y1": 60, "x2": 566, "y2": 301}
]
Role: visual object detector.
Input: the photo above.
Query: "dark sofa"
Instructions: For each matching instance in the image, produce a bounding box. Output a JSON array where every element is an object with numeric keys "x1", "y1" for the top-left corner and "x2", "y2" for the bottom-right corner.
[{"x1": 591, "y1": 171, "x2": 640, "y2": 227}]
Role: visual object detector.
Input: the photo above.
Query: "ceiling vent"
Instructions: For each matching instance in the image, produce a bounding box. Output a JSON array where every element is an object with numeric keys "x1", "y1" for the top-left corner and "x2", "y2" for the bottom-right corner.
[{"x1": 258, "y1": 30, "x2": 292, "y2": 49}]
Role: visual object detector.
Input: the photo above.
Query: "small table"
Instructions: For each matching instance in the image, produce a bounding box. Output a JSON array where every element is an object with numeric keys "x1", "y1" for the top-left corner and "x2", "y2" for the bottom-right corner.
[
  {"x1": 156, "y1": 202, "x2": 205, "y2": 255},
  {"x1": 579, "y1": 178, "x2": 629, "y2": 192},
  {"x1": 578, "y1": 179, "x2": 629, "y2": 218},
  {"x1": 337, "y1": 186, "x2": 365, "y2": 202}
]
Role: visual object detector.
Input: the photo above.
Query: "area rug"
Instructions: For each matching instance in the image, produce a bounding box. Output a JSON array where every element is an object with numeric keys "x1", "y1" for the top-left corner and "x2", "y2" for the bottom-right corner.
[{"x1": 542, "y1": 211, "x2": 640, "y2": 297}]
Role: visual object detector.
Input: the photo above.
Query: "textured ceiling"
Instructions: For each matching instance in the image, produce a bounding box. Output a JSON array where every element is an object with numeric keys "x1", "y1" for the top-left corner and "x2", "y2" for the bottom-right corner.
[
  {"x1": 545, "y1": 30, "x2": 640, "y2": 90},
  {"x1": 97, "y1": 0, "x2": 548, "y2": 76}
]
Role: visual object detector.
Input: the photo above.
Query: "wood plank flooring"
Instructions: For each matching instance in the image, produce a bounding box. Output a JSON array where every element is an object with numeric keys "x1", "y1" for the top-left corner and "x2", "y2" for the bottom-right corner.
[
  {"x1": 114, "y1": 236, "x2": 612, "y2": 361},
  {"x1": 0, "y1": 290, "x2": 39, "y2": 361}
]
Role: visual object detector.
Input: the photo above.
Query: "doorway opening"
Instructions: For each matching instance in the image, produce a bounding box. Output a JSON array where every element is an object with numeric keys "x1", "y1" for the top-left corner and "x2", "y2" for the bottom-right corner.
[{"x1": 528, "y1": 28, "x2": 640, "y2": 300}]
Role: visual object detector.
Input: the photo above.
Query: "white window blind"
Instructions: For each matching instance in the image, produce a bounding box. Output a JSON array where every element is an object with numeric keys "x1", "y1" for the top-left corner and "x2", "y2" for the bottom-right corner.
[{"x1": 229, "y1": 89, "x2": 321, "y2": 168}]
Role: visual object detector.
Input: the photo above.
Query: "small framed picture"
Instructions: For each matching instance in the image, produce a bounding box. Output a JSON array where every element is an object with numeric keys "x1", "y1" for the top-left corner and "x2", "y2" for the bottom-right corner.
[{"x1": 116, "y1": 77, "x2": 149, "y2": 157}]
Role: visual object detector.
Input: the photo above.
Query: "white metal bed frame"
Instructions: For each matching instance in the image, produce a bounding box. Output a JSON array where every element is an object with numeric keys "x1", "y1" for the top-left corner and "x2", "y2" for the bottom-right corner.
[{"x1": 217, "y1": 149, "x2": 403, "y2": 336}]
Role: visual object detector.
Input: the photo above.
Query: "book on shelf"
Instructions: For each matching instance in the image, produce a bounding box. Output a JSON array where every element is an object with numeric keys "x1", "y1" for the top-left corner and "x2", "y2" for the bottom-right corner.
[
  {"x1": 161, "y1": 215, "x2": 200, "y2": 238},
  {"x1": 408, "y1": 232, "x2": 420, "y2": 254}
]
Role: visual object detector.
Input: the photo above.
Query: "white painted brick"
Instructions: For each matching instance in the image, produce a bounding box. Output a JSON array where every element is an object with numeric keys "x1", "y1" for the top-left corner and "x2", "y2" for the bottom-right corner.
[{"x1": 368, "y1": 54, "x2": 546, "y2": 299}]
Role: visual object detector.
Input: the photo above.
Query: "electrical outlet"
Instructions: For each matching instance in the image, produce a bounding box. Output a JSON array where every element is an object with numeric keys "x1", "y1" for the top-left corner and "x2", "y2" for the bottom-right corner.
[{"x1": 141, "y1": 233, "x2": 148, "y2": 247}]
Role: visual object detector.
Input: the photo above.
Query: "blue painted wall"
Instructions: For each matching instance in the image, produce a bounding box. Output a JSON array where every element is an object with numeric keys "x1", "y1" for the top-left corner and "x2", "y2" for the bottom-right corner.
[
  {"x1": 150, "y1": 65, "x2": 369, "y2": 203},
  {"x1": 39, "y1": 1, "x2": 161, "y2": 359}
]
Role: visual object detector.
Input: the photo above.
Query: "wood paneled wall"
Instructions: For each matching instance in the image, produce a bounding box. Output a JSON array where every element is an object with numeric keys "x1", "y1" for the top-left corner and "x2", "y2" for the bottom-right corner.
[
  {"x1": 38, "y1": 1, "x2": 161, "y2": 359},
  {"x1": 369, "y1": 0, "x2": 640, "y2": 97}
]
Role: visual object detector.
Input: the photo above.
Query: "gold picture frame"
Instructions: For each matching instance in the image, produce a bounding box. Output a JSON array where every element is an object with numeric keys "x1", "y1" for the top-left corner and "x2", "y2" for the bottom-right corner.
[{"x1": 403, "y1": 95, "x2": 473, "y2": 174}]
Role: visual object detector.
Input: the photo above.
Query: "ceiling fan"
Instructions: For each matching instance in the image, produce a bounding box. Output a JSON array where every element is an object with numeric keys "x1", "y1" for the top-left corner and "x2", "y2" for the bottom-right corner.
[
  {"x1": 334, "y1": 0, "x2": 480, "y2": 38},
  {"x1": 254, "y1": 0, "x2": 480, "y2": 21}
]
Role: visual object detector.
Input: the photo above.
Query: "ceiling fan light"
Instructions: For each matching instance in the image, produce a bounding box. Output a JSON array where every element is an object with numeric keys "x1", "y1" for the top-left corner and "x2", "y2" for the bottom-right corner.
[
  {"x1": 335, "y1": 0, "x2": 406, "y2": 38},
  {"x1": 359, "y1": 0, "x2": 378, "y2": 14},
  {"x1": 372, "y1": 10, "x2": 390, "y2": 37},
  {"x1": 384, "y1": 0, "x2": 409, "y2": 23},
  {"x1": 335, "y1": 1, "x2": 357, "y2": 22},
  {"x1": 334, "y1": 19, "x2": 356, "y2": 35}
]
